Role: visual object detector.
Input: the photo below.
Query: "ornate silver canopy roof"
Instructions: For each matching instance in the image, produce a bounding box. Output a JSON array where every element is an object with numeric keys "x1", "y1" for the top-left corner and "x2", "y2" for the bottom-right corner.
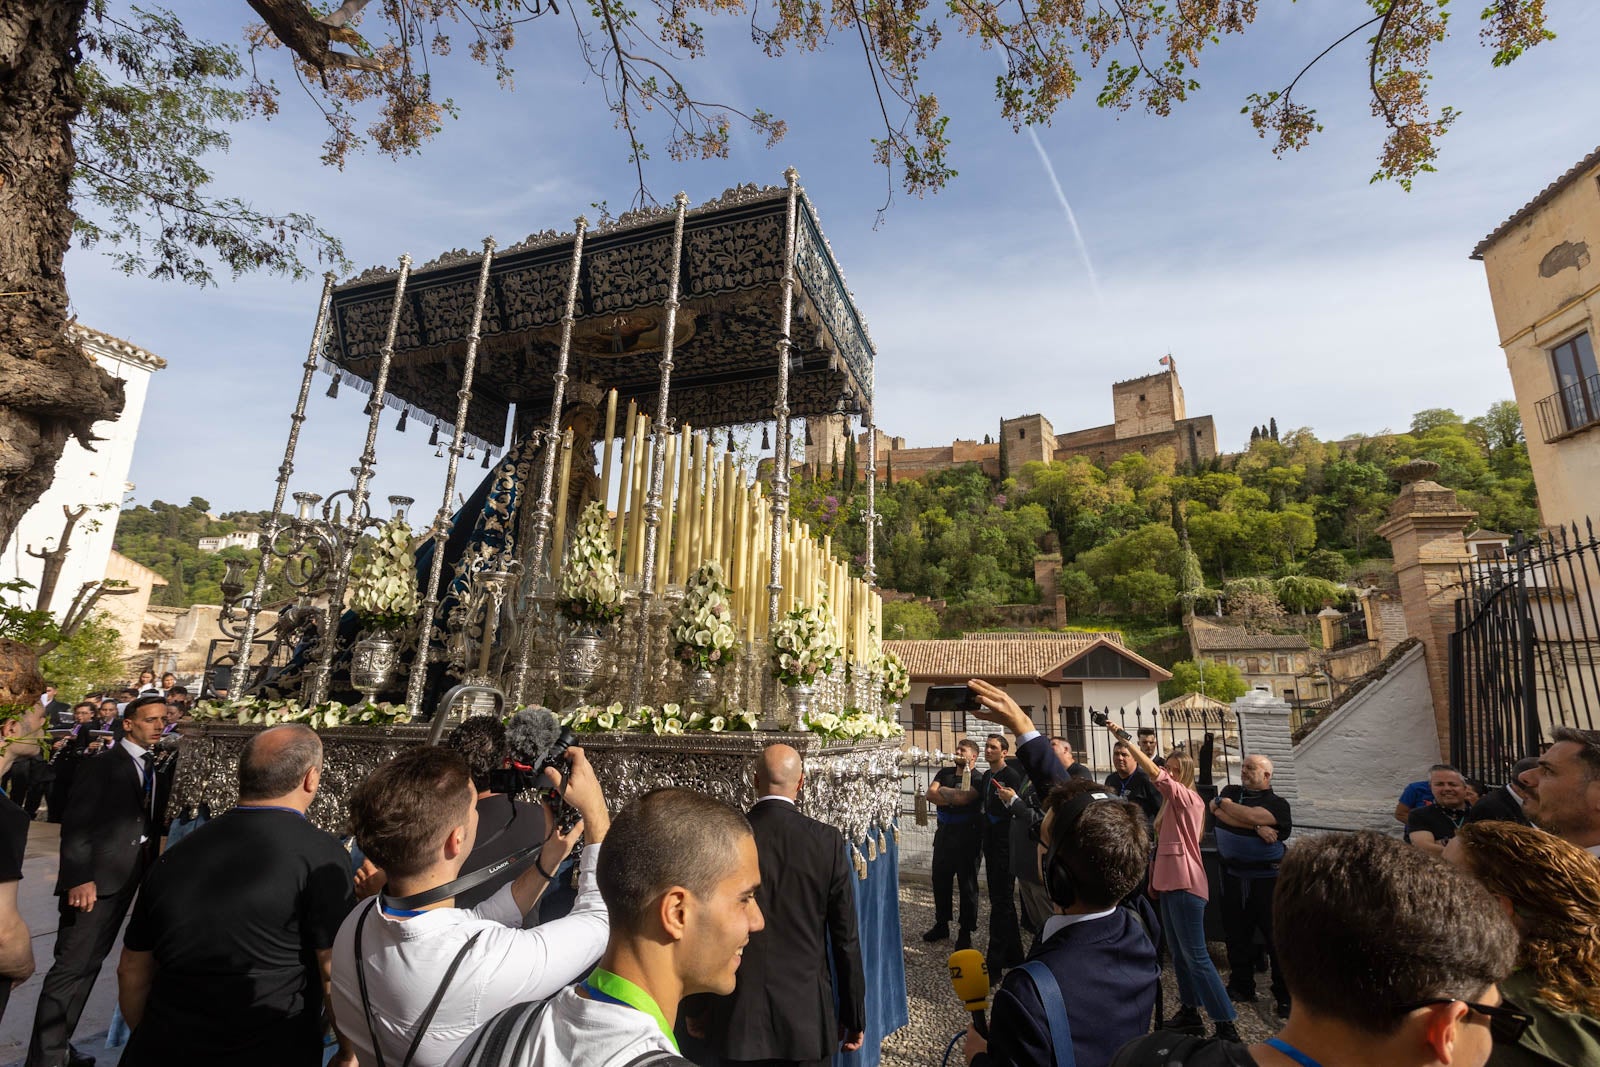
[{"x1": 325, "y1": 182, "x2": 876, "y2": 451}]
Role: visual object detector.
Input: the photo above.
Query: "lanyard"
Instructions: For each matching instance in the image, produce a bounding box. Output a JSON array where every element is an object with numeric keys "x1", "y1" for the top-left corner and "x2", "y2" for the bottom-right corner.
[
  {"x1": 1265, "y1": 1037, "x2": 1324, "y2": 1067},
  {"x1": 582, "y1": 968, "x2": 679, "y2": 1051}
]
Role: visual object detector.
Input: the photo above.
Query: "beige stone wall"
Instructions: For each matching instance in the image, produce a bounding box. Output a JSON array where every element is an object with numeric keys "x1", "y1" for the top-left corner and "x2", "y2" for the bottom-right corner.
[
  {"x1": 1112, "y1": 371, "x2": 1182, "y2": 440},
  {"x1": 999, "y1": 414, "x2": 1056, "y2": 469},
  {"x1": 100, "y1": 551, "x2": 167, "y2": 659},
  {"x1": 1477, "y1": 155, "x2": 1600, "y2": 527}
]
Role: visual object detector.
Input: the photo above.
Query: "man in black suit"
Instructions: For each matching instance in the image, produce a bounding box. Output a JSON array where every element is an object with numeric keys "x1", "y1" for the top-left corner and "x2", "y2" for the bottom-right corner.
[
  {"x1": 1465, "y1": 756, "x2": 1539, "y2": 827},
  {"x1": 708, "y1": 743, "x2": 865, "y2": 1067},
  {"x1": 42, "y1": 687, "x2": 73, "y2": 730},
  {"x1": 28, "y1": 695, "x2": 168, "y2": 1067}
]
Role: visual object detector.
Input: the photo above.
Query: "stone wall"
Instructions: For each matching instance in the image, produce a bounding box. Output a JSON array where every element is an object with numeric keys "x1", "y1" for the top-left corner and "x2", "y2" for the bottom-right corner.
[
  {"x1": 1293, "y1": 643, "x2": 1435, "y2": 830},
  {"x1": 1112, "y1": 370, "x2": 1183, "y2": 439},
  {"x1": 999, "y1": 414, "x2": 1057, "y2": 469}
]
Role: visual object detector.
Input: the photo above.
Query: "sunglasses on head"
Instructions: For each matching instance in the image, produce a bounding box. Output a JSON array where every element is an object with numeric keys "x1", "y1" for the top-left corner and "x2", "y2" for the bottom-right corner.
[{"x1": 1397, "y1": 999, "x2": 1533, "y2": 1044}]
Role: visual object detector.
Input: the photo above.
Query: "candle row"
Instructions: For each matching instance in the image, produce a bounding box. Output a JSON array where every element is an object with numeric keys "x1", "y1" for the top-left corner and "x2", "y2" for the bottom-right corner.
[{"x1": 563, "y1": 389, "x2": 883, "y2": 662}]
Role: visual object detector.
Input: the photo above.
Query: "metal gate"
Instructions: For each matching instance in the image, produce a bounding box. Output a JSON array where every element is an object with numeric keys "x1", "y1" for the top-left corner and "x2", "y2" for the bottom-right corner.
[{"x1": 1449, "y1": 522, "x2": 1600, "y2": 785}]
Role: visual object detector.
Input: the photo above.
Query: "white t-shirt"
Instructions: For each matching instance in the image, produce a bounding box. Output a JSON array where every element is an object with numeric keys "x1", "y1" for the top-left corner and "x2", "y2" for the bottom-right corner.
[
  {"x1": 331, "y1": 844, "x2": 608, "y2": 1067},
  {"x1": 446, "y1": 984, "x2": 678, "y2": 1067}
]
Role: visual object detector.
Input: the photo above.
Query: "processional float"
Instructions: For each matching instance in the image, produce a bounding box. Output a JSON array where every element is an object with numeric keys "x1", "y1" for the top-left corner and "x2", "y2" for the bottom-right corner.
[{"x1": 172, "y1": 173, "x2": 909, "y2": 1061}]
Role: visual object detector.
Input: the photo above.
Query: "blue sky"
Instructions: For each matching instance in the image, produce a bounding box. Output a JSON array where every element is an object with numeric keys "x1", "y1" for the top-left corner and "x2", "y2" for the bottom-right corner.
[{"x1": 70, "y1": 0, "x2": 1599, "y2": 514}]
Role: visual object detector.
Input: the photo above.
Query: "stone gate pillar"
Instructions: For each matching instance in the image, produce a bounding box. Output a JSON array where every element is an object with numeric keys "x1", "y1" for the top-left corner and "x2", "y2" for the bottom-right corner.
[
  {"x1": 1233, "y1": 690, "x2": 1298, "y2": 801},
  {"x1": 1375, "y1": 460, "x2": 1476, "y2": 758}
]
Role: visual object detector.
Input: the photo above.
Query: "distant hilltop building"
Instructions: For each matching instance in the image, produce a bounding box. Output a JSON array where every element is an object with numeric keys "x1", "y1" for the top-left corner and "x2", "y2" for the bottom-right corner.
[
  {"x1": 197, "y1": 531, "x2": 261, "y2": 553},
  {"x1": 807, "y1": 357, "x2": 1217, "y2": 481}
]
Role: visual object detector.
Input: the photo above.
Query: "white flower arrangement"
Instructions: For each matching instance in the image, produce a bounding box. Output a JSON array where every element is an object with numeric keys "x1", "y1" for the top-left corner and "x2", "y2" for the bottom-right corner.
[
  {"x1": 561, "y1": 702, "x2": 760, "y2": 734},
  {"x1": 350, "y1": 517, "x2": 419, "y2": 630},
  {"x1": 191, "y1": 697, "x2": 414, "y2": 729},
  {"x1": 770, "y1": 595, "x2": 843, "y2": 688},
  {"x1": 879, "y1": 648, "x2": 910, "y2": 704},
  {"x1": 560, "y1": 501, "x2": 626, "y2": 624},
  {"x1": 795, "y1": 706, "x2": 904, "y2": 741},
  {"x1": 672, "y1": 561, "x2": 738, "y2": 671}
]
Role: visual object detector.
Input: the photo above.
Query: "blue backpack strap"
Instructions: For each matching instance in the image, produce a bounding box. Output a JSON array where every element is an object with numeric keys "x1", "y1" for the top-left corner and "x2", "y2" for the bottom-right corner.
[{"x1": 1017, "y1": 960, "x2": 1077, "y2": 1067}]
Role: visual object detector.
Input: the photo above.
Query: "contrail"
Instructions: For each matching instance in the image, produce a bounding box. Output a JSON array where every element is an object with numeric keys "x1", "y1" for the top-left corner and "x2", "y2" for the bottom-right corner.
[{"x1": 1026, "y1": 125, "x2": 1105, "y2": 307}]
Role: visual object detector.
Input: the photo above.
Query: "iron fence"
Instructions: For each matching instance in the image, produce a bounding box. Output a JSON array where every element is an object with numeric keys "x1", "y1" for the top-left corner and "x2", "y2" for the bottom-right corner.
[{"x1": 1449, "y1": 521, "x2": 1600, "y2": 786}]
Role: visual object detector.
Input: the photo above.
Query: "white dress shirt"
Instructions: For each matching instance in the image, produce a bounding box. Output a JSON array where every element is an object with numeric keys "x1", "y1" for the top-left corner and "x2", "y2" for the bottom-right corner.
[
  {"x1": 331, "y1": 843, "x2": 610, "y2": 1067},
  {"x1": 120, "y1": 737, "x2": 151, "y2": 786},
  {"x1": 1038, "y1": 906, "x2": 1118, "y2": 943}
]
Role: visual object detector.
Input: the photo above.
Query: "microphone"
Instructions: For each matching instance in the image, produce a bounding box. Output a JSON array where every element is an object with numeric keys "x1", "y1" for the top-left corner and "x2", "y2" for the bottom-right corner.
[
  {"x1": 506, "y1": 707, "x2": 561, "y2": 768},
  {"x1": 947, "y1": 948, "x2": 990, "y2": 1038}
]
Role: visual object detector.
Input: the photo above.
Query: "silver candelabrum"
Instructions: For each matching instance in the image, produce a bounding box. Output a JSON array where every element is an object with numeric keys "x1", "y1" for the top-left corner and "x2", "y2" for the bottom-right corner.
[{"x1": 218, "y1": 491, "x2": 414, "y2": 703}]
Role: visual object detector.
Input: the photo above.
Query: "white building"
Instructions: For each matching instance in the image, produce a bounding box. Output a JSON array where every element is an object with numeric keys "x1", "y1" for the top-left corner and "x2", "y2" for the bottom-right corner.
[
  {"x1": 885, "y1": 631, "x2": 1169, "y2": 772},
  {"x1": 197, "y1": 531, "x2": 260, "y2": 553},
  {"x1": 1, "y1": 326, "x2": 166, "y2": 618}
]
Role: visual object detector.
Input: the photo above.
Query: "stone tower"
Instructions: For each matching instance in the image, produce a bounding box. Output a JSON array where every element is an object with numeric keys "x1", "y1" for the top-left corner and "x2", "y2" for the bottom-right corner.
[
  {"x1": 1112, "y1": 364, "x2": 1185, "y2": 440},
  {"x1": 998, "y1": 413, "x2": 1056, "y2": 474}
]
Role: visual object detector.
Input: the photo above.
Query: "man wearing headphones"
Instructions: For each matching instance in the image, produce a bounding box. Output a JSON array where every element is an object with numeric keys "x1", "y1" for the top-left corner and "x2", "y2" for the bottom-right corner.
[{"x1": 965, "y1": 679, "x2": 1162, "y2": 1067}]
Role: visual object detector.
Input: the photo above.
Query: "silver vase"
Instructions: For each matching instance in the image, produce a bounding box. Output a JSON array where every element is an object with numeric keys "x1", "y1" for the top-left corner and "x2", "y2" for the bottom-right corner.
[
  {"x1": 349, "y1": 630, "x2": 402, "y2": 706},
  {"x1": 561, "y1": 622, "x2": 611, "y2": 699},
  {"x1": 687, "y1": 666, "x2": 718, "y2": 707},
  {"x1": 784, "y1": 681, "x2": 815, "y2": 730}
]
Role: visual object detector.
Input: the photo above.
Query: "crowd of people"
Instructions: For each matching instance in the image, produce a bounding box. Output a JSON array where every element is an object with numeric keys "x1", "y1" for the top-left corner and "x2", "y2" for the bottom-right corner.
[{"x1": 0, "y1": 670, "x2": 1598, "y2": 1067}]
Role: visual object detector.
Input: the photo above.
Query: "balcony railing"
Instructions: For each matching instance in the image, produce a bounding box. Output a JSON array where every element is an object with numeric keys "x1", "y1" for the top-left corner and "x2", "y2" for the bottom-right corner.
[{"x1": 1535, "y1": 372, "x2": 1600, "y2": 443}]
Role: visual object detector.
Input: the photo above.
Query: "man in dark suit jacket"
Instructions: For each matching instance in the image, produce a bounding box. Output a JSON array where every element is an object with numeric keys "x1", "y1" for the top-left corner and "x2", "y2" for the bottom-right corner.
[
  {"x1": 28, "y1": 695, "x2": 168, "y2": 1067},
  {"x1": 1465, "y1": 756, "x2": 1539, "y2": 827},
  {"x1": 709, "y1": 743, "x2": 866, "y2": 1067}
]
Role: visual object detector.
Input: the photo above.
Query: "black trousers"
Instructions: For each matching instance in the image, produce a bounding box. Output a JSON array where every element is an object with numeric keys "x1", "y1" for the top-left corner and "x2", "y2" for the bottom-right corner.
[
  {"x1": 28, "y1": 888, "x2": 138, "y2": 1067},
  {"x1": 982, "y1": 830, "x2": 1024, "y2": 972},
  {"x1": 1219, "y1": 869, "x2": 1287, "y2": 1004},
  {"x1": 931, "y1": 822, "x2": 983, "y2": 931}
]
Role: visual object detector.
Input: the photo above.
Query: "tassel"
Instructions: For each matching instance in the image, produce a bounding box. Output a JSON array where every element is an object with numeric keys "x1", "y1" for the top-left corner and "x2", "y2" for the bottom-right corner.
[
  {"x1": 878, "y1": 828, "x2": 888, "y2": 854},
  {"x1": 429, "y1": 424, "x2": 440, "y2": 447},
  {"x1": 396, "y1": 408, "x2": 409, "y2": 432},
  {"x1": 892, "y1": 822, "x2": 900, "y2": 847},
  {"x1": 326, "y1": 377, "x2": 340, "y2": 399},
  {"x1": 434, "y1": 447, "x2": 445, "y2": 459},
  {"x1": 761, "y1": 425, "x2": 770, "y2": 450},
  {"x1": 866, "y1": 834, "x2": 878, "y2": 862},
  {"x1": 482, "y1": 451, "x2": 492, "y2": 468}
]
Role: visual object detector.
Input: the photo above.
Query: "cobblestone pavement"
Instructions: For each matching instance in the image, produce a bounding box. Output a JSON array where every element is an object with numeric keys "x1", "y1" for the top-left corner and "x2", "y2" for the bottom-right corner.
[{"x1": 882, "y1": 876, "x2": 1279, "y2": 1065}]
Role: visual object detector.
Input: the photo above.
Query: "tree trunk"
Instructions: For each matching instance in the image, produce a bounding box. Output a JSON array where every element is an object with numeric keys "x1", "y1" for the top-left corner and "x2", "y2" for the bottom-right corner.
[{"x1": 0, "y1": 1, "x2": 124, "y2": 556}]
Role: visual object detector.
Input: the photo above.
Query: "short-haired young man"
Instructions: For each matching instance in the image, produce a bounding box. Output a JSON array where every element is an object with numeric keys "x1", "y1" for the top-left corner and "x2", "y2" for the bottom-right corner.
[
  {"x1": 924, "y1": 738, "x2": 985, "y2": 950},
  {"x1": 330, "y1": 744, "x2": 608, "y2": 1067},
  {"x1": 443, "y1": 717, "x2": 547, "y2": 919},
  {"x1": 1534, "y1": 727, "x2": 1600, "y2": 855},
  {"x1": 966, "y1": 778, "x2": 1158, "y2": 1067},
  {"x1": 1111, "y1": 832, "x2": 1522, "y2": 1067},
  {"x1": 450, "y1": 788, "x2": 764, "y2": 1067}
]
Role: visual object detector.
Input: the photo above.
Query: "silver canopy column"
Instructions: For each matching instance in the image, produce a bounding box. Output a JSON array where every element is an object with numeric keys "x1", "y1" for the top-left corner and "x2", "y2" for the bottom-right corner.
[{"x1": 405, "y1": 237, "x2": 497, "y2": 715}]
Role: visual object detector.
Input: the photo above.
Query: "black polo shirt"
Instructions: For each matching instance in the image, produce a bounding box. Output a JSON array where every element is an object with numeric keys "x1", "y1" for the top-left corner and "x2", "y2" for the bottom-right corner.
[
  {"x1": 121, "y1": 807, "x2": 356, "y2": 1066},
  {"x1": 1407, "y1": 802, "x2": 1471, "y2": 845},
  {"x1": 934, "y1": 765, "x2": 985, "y2": 827}
]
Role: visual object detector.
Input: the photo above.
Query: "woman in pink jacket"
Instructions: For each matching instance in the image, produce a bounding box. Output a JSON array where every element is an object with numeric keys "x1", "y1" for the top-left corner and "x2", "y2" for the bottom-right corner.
[{"x1": 1105, "y1": 719, "x2": 1239, "y2": 1042}]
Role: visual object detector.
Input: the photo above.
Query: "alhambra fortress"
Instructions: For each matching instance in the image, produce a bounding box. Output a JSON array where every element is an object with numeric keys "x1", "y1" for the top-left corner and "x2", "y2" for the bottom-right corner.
[{"x1": 805, "y1": 359, "x2": 1219, "y2": 478}]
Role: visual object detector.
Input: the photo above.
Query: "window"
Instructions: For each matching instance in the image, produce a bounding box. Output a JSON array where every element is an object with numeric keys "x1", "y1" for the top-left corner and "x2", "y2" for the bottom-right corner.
[
  {"x1": 1060, "y1": 646, "x2": 1151, "y2": 679},
  {"x1": 1018, "y1": 428, "x2": 1027, "y2": 439},
  {"x1": 1551, "y1": 332, "x2": 1600, "y2": 432}
]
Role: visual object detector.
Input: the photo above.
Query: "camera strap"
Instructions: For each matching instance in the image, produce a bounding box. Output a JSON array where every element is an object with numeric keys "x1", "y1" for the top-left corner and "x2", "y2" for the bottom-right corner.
[{"x1": 379, "y1": 841, "x2": 547, "y2": 912}]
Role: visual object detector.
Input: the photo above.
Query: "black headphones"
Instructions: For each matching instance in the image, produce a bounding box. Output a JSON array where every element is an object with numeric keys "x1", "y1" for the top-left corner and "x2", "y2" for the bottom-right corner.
[{"x1": 1042, "y1": 790, "x2": 1112, "y2": 909}]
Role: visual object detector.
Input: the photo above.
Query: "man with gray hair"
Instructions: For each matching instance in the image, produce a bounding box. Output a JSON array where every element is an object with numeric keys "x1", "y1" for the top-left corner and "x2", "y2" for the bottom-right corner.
[
  {"x1": 116, "y1": 724, "x2": 358, "y2": 1066},
  {"x1": 1210, "y1": 753, "x2": 1293, "y2": 1019}
]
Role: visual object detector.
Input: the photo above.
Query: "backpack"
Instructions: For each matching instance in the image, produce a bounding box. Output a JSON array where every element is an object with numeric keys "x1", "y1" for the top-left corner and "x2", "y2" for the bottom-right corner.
[
  {"x1": 453, "y1": 999, "x2": 697, "y2": 1067},
  {"x1": 1109, "y1": 1032, "x2": 1257, "y2": 1067}
]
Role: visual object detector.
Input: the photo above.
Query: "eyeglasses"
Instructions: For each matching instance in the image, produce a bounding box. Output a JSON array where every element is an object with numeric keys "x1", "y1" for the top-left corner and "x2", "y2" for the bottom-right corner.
[{"x1": 1396, "y1": 999, "x2": 1533, "y2": 1044}]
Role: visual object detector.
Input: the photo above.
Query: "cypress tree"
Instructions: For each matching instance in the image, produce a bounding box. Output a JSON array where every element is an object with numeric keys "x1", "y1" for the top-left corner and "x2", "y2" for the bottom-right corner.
[
  {"x1": 1250, "y1": 426, "x2": 1260, "y2": 443},
  {"x1": 1269, "y1": 417, "x2": 1279, "y2": 441}
]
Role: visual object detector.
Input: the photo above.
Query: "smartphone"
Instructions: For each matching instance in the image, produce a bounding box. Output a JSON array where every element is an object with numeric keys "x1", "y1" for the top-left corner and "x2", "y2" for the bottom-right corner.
[{"x1": 925, "y1": 684, "x2": 981, "y2": 712}]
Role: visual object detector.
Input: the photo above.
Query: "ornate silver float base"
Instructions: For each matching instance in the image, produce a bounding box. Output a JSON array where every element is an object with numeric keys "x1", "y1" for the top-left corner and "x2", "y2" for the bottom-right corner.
[
  {"x1": 171, "y1": 725, "x2": 903, "y2": 847},
  {"x1": 350, "y1": 630, "x2": 402, "y2": 705}
]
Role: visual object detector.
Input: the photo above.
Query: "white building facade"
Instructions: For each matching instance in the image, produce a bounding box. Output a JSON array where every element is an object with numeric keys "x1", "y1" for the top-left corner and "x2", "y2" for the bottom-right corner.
[{"x1": 1, "y1": 326, "x2": 165, "y2": 617}]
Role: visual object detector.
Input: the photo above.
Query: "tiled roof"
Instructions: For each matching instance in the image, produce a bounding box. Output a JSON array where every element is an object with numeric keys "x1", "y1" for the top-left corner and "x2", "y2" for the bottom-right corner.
[
  {"x1": 963, "y1": 631, "x2": 1124, "y2": 646},
  {"x1": 68, "y1": 323, "x2": 167, "y2": 370},
  {"x1": 886, "y1": 633, "x2": 1115, "y2": 681},
  {"x1": 1188, "y1": 620, "x2": 1309, "y2": 652},
  {"x1": 1471, "y1": 146, "x2": 1600, "y2": 260}
]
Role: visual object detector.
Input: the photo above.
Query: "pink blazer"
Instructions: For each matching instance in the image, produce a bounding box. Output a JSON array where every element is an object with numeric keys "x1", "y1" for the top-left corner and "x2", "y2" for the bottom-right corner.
[{"x1": 1149, "y1": 767, "x2": 1209, "y2": 899}]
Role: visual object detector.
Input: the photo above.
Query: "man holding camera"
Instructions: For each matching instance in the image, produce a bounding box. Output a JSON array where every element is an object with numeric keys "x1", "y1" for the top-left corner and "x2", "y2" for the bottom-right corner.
[
  {"x1": 924, "y1": 738, "x2": 985, "y2": 951},
  {"x1": 444, "y1": 717, "x2": 548, "y2": 922},
  {"x1": 330, "y1": 743, "x2": 609, "y2": 1067}
]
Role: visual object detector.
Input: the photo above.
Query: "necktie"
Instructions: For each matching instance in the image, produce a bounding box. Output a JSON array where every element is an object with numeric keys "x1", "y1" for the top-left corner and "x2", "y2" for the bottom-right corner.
[{"x1": 141, "y1": 752, "x2": 156, "y2": 824}]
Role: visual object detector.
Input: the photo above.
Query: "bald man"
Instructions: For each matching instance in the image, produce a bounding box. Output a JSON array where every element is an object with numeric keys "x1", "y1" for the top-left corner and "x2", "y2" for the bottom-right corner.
[
  {"x1": 1209, "y1": 753, "x2": 1293, "y2": 1018},
  {"x1": 116, "y1": 725, "x2": 357, "y2": 1066},
  {"x1": 706, "y1": 744, "x2": 866, "y2": 1067}
]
